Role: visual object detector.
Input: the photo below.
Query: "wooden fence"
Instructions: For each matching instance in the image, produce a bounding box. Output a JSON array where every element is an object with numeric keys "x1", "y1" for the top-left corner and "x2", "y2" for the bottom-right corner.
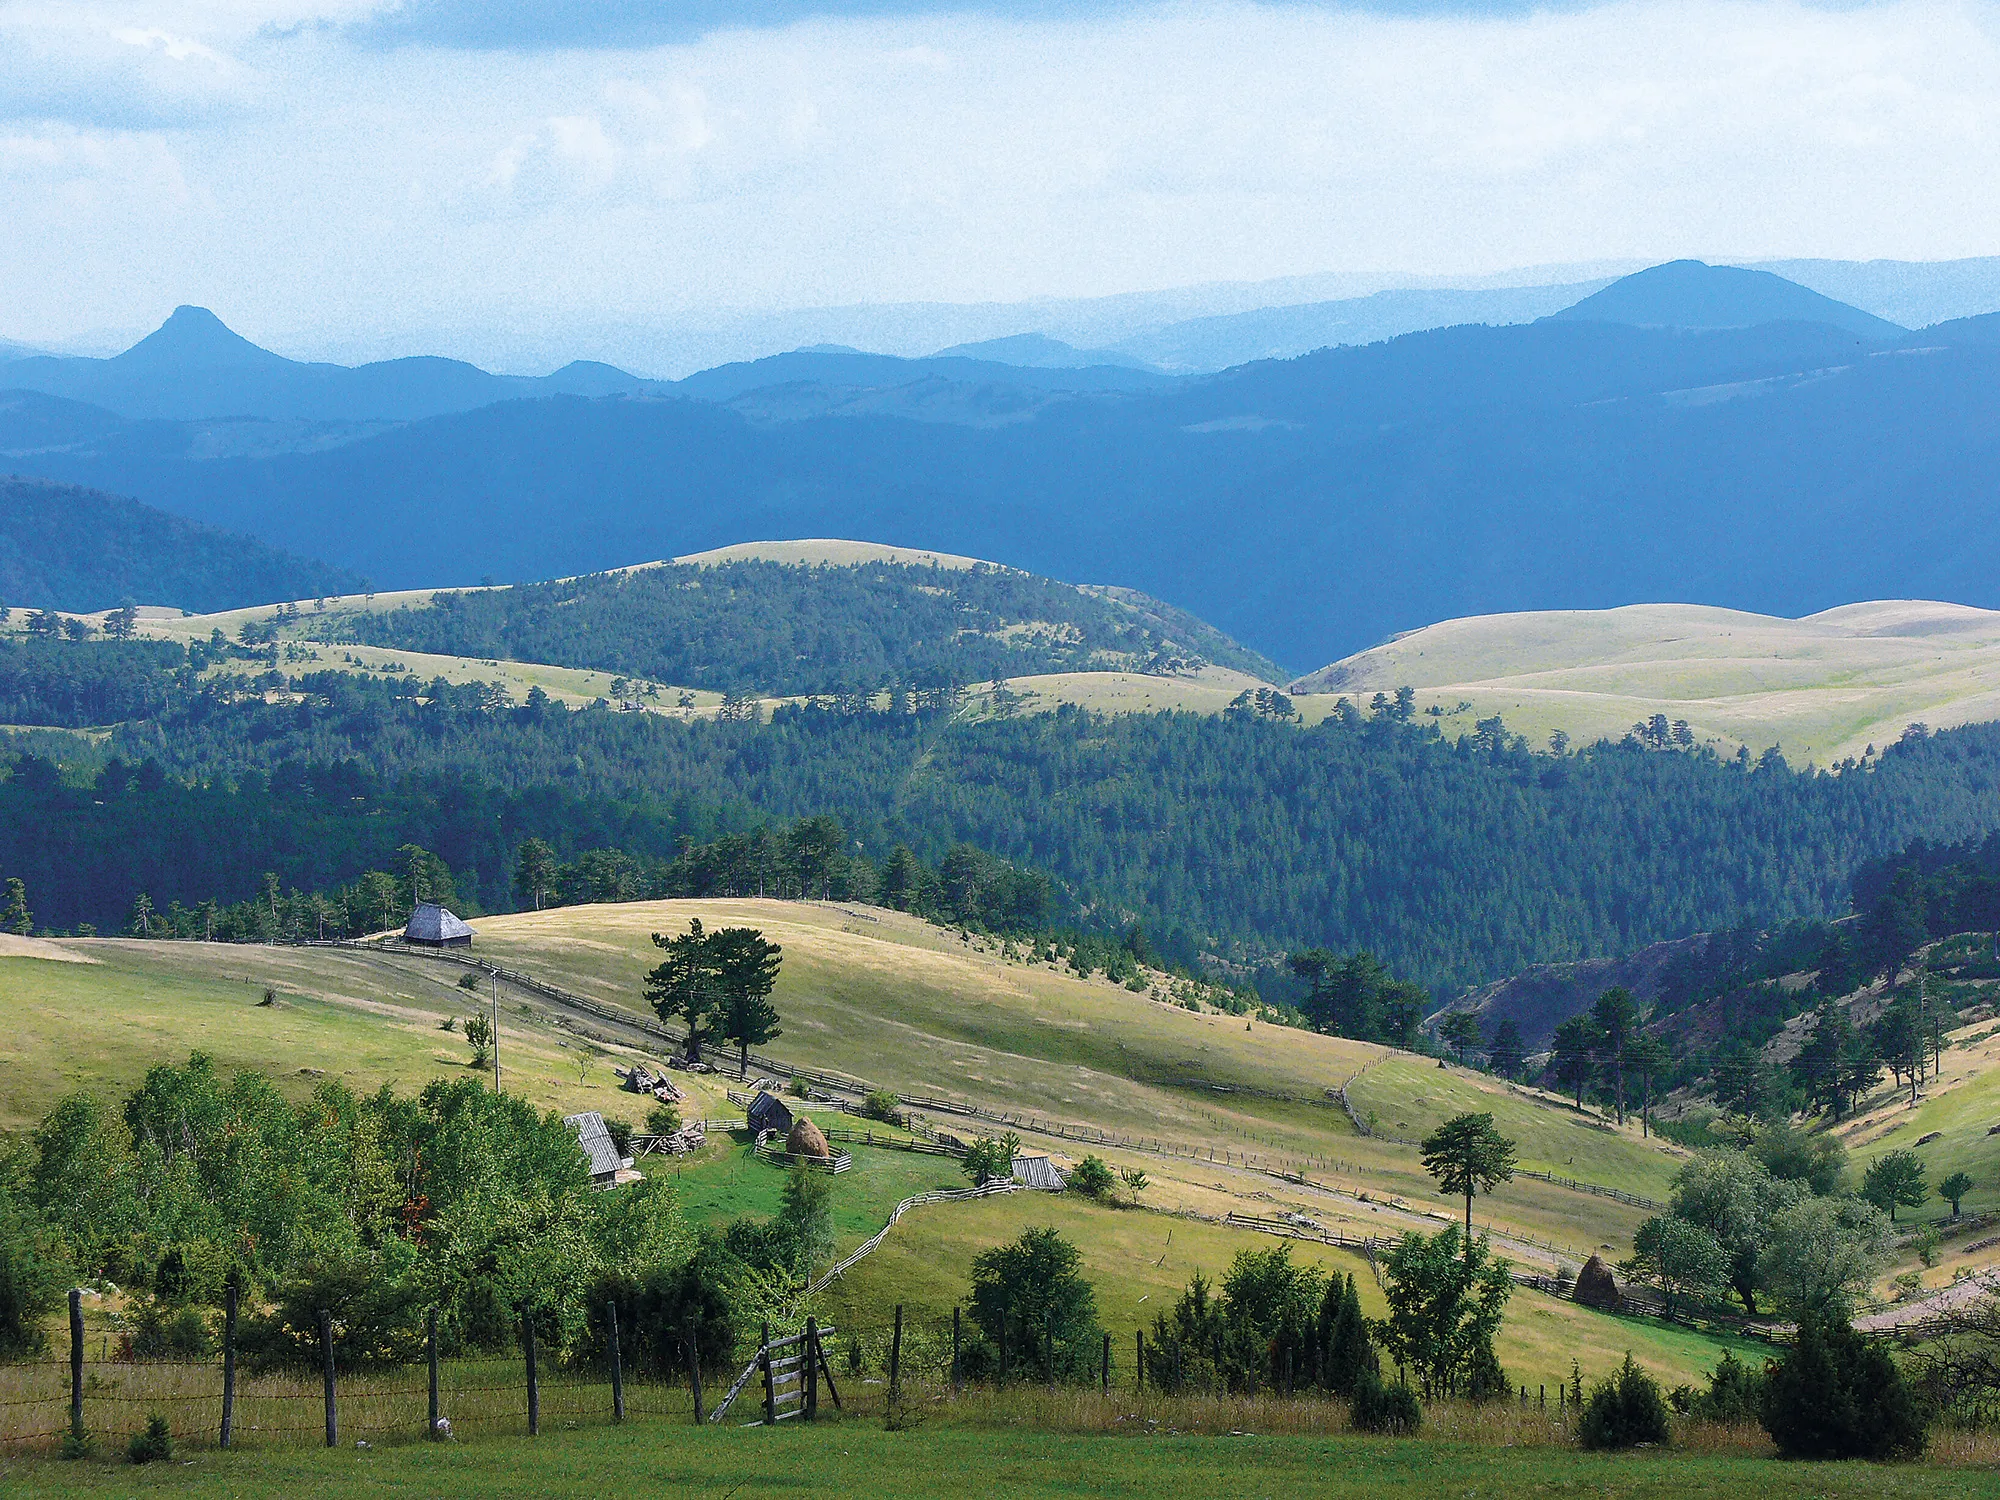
[{"x1": 806, "y1": 1182, "x2": 1025, "y2": 1294}]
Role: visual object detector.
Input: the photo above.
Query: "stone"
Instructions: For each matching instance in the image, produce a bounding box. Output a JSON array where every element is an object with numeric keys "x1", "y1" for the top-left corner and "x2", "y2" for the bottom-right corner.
[{"x1": 786, "y1": 1117, "x2": 831, "y2": 1158}]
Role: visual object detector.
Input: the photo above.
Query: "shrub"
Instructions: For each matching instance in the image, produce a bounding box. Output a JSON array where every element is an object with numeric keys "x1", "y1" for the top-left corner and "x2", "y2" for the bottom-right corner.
[
  {"x1": 1579, "y1": 1353, "x2": 1671, "y2": 1449},
  {"x1": 1671, "y1": 1350, "x2": 1763, "y2": 1423},
  {"x1": 129, "y1": 1300, "x2": 214, "y2": 1358},
  {"x1": 859, "y1": 1090, "x2": 903, "y2": 1125},
  {"x1": 1350, "y1": 1372, "x2": 1422, "y2": 1434},
  {"x1": 645, "y1": 1102, "x2": 682, "y2": 1137},
  {"x1": 457, "y1": 971, "x2": 482, "y2": 991},
  {"x1": 128, "y1": 1414, "x2": 173, "y2": 1464},
  {"x1": 604, "y1": 1117, "x2": 634, "y2": 1157},
  {"x1": 1067, "y1": 1155, "x2": 1115, "y2": 1199},
  {"x1": 1761, "y1": 1312, "x2": 1927, "y2": 1460}
]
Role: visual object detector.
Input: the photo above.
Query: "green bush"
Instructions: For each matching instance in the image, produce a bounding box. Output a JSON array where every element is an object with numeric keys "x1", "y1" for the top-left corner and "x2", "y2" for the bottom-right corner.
[
  {"x1": 859, "y1": 1090, "x2": 903, "y2": 1125},
  {"x1": 1579, "y1": 1353, "x2": 1671, "y2": 1449},
  {"x1": 127, "y1": 1414, "x2": 173, "y2": 1464},
  {"x1": 604, "y1": 1118, "x2": 634, "y2": 1157},
  {"x1": 645, "y1": 1102, "x2": 682, "y2": 1136},
  {"x1": 1761, "y1": 1312, "x2": 1927, "y2": 1460},
  {"x1": 1690, "y1": 1350, "x2": 1763, "y2": 1423},
  {"x1": 1066, "y1": 1155, "x2": 1115, "y2": 1199},
  {"x1": 1350, "y1": 1372, "x2": 1422, "y2": 1434},
  {"x1": 130, "y1": 1300, "x2": 214, "y2": 1358}
]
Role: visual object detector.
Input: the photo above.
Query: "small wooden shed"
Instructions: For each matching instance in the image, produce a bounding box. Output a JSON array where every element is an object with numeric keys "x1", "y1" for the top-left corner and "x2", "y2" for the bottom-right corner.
[
  {"x1": 564, "y1": 1110, "x2": 634, "y2": 1188},
  {"x1": 745, "y1": 1090, "x2": 795, "y2": 1137},
  {"x1": 404, "y1": 902, "x2": 473, "y2": 948}
]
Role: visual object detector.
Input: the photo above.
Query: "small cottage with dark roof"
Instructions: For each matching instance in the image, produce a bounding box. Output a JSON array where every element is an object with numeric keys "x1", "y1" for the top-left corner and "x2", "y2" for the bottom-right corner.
[
  {"x1": 564, "y1": 1111, "x2": 633, "y2": 1187},
  {"x1": 745, "y1": 1090, "x2": 794, "y2": 1138},
  {"x1": 404, "y1": 901, "x2": 473, "y2": 948}
]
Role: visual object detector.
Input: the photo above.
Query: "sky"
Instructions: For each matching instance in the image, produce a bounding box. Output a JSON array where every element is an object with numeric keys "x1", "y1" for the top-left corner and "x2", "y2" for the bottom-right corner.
[{"x1": 6, "y1": 0, "x2": 2000, "y2": 363}]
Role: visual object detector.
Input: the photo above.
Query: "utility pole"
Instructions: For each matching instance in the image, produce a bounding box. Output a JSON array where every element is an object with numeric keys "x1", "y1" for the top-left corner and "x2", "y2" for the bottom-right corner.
[{"x1": 491, "y1": 969, "x2": 502, "y2": 1093}]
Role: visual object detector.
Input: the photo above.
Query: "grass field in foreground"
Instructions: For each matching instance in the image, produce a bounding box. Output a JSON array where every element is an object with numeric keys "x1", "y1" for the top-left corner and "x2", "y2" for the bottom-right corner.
[{"x1": 6, "y1": 1418, "x2": 1998, "y2": 1498}]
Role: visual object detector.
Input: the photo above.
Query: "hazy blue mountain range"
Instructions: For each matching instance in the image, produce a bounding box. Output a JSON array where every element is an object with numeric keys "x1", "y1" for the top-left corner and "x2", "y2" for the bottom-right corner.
[
  {"x1": 163, "y1": 253, "x2": 2000, "y2": 378},
  {"x1": 8, "y1": 259, "x2": 1996, "y2": 668},
  {"x1": 0, "y1": 475, "x2": 362, "y2": 613}
]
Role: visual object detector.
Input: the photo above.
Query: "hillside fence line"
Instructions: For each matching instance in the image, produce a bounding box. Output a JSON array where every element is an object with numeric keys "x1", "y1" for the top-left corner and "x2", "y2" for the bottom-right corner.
[{"x1": 316, "y1": 940, "x2": 1665, "y2": 1215}]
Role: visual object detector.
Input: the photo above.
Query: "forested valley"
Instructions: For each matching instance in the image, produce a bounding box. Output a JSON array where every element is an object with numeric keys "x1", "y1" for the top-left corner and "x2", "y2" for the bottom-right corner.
[{"x1": 11, "y1": 636, "x2": 2000, "y2": 1002}]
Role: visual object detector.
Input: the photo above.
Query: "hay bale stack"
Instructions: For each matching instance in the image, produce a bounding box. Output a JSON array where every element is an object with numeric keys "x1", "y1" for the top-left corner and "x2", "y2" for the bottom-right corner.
[
  {"x1": 787, "y1": 1117, "x2": 831, "y2": 1159},
  {"x1": 1572, "y1": 1254, "x2": 1622, "y2": 1310}
]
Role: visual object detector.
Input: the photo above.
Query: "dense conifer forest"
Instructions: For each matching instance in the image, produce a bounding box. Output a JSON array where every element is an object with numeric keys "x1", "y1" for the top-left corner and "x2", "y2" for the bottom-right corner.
[
  {"x1": 341, "y1": 559, "x2": 1282, "y2": 695},
  {"x1": 10, "y1": 637, "x2": 2000, "y2": 995}
]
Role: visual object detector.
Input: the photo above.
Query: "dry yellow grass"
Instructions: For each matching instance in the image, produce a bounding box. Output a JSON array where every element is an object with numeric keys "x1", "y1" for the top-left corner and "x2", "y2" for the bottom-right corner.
[{"x1": 1287, "y1": 599, "x2": 2000, "y2": 763}]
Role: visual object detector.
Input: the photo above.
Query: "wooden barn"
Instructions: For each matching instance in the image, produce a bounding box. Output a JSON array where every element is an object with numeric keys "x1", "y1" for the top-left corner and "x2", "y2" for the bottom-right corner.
[
  {"x1": 745, "y1": 1090, "x2": 795, "y2": 1137},
  {"x1": 404, "y1": 902, "x2": 474, "y2": 948}
]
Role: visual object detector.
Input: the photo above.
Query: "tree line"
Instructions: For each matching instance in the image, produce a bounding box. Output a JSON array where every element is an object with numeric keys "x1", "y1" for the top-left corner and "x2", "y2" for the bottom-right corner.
[{"x1": 17, "y1": 635, "x2": 2000, "y2": 993}]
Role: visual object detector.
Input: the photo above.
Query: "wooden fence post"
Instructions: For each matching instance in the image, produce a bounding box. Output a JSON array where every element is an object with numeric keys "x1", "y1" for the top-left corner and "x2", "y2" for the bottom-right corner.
[
  {"x1": 761, "y1": 1321, "x2": 775, "y2": 1427},
  {"x1": 1136, "y1": 1329, "x2": 1144, "y2": 1393},
  {"x1": 686, "y1": 1331, "x2": 705, "y2": 1425},
  {"x1": 609, "y1": 1302, "x2": 625, "y2": 1424},
  {"x1": 1101, "y1": 1332, "x2": 1110, "y2": 1396},
  {"x1": 320, "y1": 1309, "x2": 337, "y2": 1448},
  {"x1": 524, "y1": 1311, "x2": 540, "y2": 1436},
  {"x1": 220, "y1": 1281, "x2": 238, "y2": 1449},
  {"x1": 889, "y1": 1305, "x2": 904, "y2": 1406},
  {"x1": 68, "y1": 1288, "x2": 83, "y2": 1446},
  {"x1": 951, "y1": 1306, "x2": 961, "y2": 1391},
  {"x1": 427, "y1": 1309, "x2": 440, "y2": 1439},
  {"x1": 805, "y1": 1317, "x2": 819, "y2": 1421}
]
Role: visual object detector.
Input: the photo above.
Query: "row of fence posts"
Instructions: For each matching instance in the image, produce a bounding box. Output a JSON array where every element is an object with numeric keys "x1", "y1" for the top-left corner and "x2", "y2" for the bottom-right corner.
[{"x1": 61, "y1": 1287, "x2": 667, "y2": 1451}]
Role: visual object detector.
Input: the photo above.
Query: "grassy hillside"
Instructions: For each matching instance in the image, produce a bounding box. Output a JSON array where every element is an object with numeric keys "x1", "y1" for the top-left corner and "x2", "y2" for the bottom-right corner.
[
  {"x1": 1289, "y1": 600, "x2": 2000, "y2": 764},
  {"x1": 2, "y1": 900, "x2": 1683, "y2": 1256}
]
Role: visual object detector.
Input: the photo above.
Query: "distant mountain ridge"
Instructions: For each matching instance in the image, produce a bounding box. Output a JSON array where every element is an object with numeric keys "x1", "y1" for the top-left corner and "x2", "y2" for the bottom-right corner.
[
  {"x1": 1547, "y1": 260, "x2": 1905, "y2": 339},
  {"x1": 0, "y1": 306, "x2": 675, "y2": 423}
]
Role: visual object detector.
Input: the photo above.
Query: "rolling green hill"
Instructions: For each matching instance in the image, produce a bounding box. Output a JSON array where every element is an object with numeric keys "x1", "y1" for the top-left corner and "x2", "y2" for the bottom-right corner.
[
  {"x1": 1290, "y1": 600, "x2": 2000, "y2": 764},
  {"x1": 0, "y1": 898, "x2": 1757, "y2": 1391}
]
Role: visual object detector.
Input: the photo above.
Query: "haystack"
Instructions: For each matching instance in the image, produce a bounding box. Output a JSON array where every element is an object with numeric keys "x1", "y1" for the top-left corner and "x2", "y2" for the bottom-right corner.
[
  {"x1": 1573, "y1": 1254, "x2": 1622, "y2": 1310},
  {"x1": 787, "y1": 1117, "x2": 831, "y2": 1159}
]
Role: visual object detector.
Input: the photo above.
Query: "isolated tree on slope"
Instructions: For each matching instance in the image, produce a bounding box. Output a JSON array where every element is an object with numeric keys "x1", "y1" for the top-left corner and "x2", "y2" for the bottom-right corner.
[
  {"x1": 713, "y1": 925, "x2": 783, "y2": 1079},
  {"x1": 1421, "y1": 1112, "x2": 1517, "y2": 1259},
  {"x1": 1485, "y1": 1015, "x2": 1526, "y2": 1081}
]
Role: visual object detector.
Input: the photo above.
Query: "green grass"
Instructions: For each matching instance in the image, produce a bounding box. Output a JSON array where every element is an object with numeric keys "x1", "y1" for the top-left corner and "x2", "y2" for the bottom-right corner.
[
  {"x1": 659, "y1": 1129, "x2": 969, "y2": 1251},
  {"x1": 7, "y1": 1417, "x2": 1998, "y2": 1498},
  {"x1": 2, "y1": 907, "x2": 1689, "y2": 1275},
  {"x1": 0, "y1": 942, "x2": 738, "y2": 1133}
]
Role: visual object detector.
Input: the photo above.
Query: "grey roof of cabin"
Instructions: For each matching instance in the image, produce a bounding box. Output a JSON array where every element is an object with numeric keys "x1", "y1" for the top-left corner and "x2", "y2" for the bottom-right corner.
[
  {"x1": 746, "y1": 1090, "x2": 794, "y2": 1135},
  {"x1": 405, "y1": 902, "x2": 474, "y2": 942},
  {"x1": 564, "y1": 1111, "x2": 625, "y2": 1178},
  {"x1": 1012, "y1": 1154, "x2": 1067, "y2": 1191}
]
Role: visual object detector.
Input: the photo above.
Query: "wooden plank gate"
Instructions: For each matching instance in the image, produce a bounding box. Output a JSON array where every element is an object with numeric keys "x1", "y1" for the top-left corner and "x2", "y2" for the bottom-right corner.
[{"x1": 709, "y1": 1320, "x2": 842, "y2": 1426}]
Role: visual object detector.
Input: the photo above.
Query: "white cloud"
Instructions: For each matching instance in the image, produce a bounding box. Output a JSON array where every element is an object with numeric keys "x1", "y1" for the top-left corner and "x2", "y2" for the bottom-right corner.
[{"x1": 5, "y1": 0, "x2": 2000, "y2": 349}]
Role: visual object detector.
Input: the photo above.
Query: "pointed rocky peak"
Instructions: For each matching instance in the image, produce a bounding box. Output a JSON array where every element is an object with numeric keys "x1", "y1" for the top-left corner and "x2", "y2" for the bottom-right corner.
[{"x1": 112, "y1": 306, "x2": 296, "y2": 370}]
